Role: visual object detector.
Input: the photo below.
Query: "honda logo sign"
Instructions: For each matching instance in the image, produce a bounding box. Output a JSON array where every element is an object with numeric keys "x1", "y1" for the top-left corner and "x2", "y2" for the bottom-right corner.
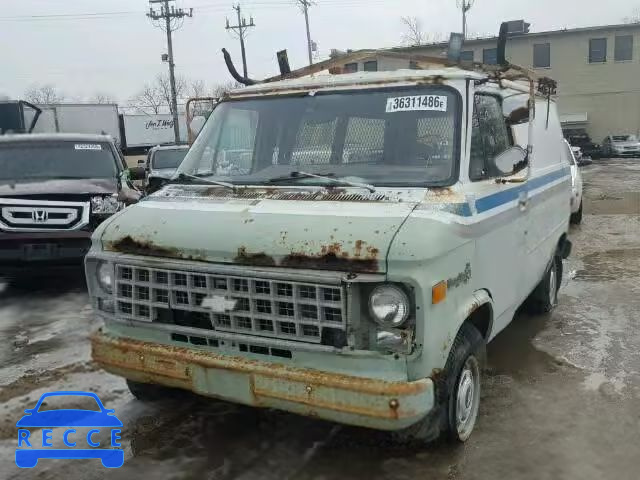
[{"x1": 32, "y1": 209, "x2": 48, "y2": 223}]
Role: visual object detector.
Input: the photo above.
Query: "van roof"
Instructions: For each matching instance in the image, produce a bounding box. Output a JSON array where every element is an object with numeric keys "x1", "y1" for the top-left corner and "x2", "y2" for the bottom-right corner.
[{"x1": 232, "y1": 68, "x2": 487, "y2": 97}]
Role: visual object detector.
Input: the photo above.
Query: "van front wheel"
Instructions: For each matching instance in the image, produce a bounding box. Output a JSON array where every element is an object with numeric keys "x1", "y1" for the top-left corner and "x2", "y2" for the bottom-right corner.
[
  {"x1": 391, "y1": 323, "x2": 485, "y2": 444},
  {"x1": 444, "y1": 323, "x2": 484, "y2": 442}
]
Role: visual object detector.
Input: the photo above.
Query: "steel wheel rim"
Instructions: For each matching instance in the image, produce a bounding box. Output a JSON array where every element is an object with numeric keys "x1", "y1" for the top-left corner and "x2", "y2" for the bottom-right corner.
[
  {"x1": 455, "y1": 356, "x2": 480, "y2": 441},
  {"x1": 549, "y1": 261, "x2": 557, "y2": 306}
]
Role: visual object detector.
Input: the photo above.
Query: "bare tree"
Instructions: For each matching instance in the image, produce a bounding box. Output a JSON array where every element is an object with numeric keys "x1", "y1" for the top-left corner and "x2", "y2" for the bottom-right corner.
[
  {"x1": 24, "y1": 84, "x2": 65, "y2": 104},
  {"x1": 623, "y1": 7, "x2": 640, "y2": 23},
  {"x1": 400, "y1": 17, "x2": 443, "y2": 47},
  {"x1": 210, "y1": 81, "x2": 243, "y2": 98},
  {"x1": 401, "y1": 16, "x2": 426, "y2": 46},
  {"x1": 129, "y1": 83, "x2": 164, "y2": 115},
  {"x1": 156, "y1": 73, "x2": 187, "y2": 114},
  {"x1": 90, "y1": 92, "x2": 117, "y2": 104},
  {"x1": 188, "y1": 79, "x2": 207, "y2": 99}
]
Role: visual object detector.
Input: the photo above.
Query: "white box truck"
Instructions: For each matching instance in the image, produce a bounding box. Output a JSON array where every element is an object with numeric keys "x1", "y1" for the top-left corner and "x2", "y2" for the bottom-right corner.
[
  {"x1": 32, "y1": 103, "x2": 121, "y2": 145},
  {"x1": 120, "y1": 114, "x2": 188, "y2": 151}
]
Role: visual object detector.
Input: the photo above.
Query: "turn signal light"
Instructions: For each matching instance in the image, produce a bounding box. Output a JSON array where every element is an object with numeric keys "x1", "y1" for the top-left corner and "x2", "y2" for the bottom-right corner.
[{"x1": 432, "y1": 281, "x2": 447, "y2": 305}]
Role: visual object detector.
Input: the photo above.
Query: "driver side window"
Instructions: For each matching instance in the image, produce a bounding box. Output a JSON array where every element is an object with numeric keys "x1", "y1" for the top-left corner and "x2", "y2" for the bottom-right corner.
[{"x1": 469, "y1": 94, "x2": 512, "y2": 181}]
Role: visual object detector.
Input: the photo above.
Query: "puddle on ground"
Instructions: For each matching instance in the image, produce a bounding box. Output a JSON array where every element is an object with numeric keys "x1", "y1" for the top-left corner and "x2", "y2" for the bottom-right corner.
[
  {"x1": 486, "y1": 310, "x2": 568, "y2": 381},
  {"x1": 574, "y1": 248, "x2": 640, "y2": 282},
  {"x1": 585, "y1": 191, "x2": 640, "y2": 215}
]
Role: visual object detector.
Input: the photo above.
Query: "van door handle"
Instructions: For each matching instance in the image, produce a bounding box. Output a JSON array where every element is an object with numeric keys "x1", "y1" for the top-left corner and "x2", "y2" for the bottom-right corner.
[{"x1": 518, "y1": 192, "x2": 529, "y2": 211}]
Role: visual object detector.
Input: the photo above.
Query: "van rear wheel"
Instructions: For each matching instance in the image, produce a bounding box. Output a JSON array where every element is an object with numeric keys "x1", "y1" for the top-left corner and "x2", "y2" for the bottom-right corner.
[
  {"x1": 570, "y1": 202, "x2": 583, "y2": 225},
  {"x1": 525, "y1": 255, "x2": 561, "y2": 314}
]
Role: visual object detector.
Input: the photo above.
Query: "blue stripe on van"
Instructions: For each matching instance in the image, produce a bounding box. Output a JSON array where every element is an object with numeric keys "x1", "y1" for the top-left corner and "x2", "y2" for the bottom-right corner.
[{"x1": 447, "y1": 168, "x2": 570, "y2": 217}]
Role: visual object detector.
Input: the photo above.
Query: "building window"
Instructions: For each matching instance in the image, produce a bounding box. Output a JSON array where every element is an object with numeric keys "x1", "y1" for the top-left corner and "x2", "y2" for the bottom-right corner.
[
  {"x1": 460, "y1": 51, "x2": 474, "y2": 62},
  {"x1": 533, "y1": 43, "x2": 550, "y2": 68},
  {"x1": 344, "y1": 62, "x2": 358, "y2": 73},
  {"x1": 615, "y1": 35, "x2": 633, "y2": 61},
  {"x1": 483, "y1": 48, "x2": 497, "y2": 65},
  {"x1": 363, "y1": 60, "x2": 378, "y2": 72},
  {"x1": 589, "y1": 38, "x2": 607, "y2": 63}
]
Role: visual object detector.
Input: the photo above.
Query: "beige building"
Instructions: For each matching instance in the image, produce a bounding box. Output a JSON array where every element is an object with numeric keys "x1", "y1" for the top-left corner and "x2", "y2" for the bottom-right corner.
[{"x1": 335, "y1": 22, "x2": 640, "y2": 141}]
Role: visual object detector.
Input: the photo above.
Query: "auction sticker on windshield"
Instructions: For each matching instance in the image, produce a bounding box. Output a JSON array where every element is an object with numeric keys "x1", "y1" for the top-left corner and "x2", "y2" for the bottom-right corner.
[
  {"x1": 386, "y1": 95, "x2": 448, "y2": 113},
  {"x1": 74, "y1": 144, "x2": 102, "y2": 150}
]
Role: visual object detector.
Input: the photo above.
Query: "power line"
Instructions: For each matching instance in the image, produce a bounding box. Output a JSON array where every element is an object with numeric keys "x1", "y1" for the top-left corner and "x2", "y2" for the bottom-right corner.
[
  {"x1": 147, "y1": 0, "x2": 193, "y2": 143},
  {"x1": 0, "y1": 0, "x2": 389, "y2": 22},
  {"x1": 225, "y1": 4, "x2": 256, "y2": 78}
]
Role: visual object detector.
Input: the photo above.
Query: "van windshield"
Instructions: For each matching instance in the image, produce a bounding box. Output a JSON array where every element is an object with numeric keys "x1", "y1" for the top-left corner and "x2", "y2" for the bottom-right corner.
[{"x1": 176, "y1": 87, "x2": 460, "y2": 187}]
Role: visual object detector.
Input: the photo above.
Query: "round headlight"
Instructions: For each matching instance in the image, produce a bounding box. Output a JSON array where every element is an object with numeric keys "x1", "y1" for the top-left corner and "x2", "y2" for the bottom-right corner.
[
  {"x1": 96, "y1": 261, "x2": 114, "y2": 293},
  {"x1": 369, "y1": 284, "x2": 410, "y2": 328}
]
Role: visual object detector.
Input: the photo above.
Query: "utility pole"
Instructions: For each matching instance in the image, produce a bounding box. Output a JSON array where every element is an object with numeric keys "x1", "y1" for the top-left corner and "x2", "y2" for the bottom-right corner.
[
  {"x1": 147, "y1": 0, "x2": 193, "y2": 143},
  {"x1": 226, "y1": 5, "x2": 256, "y2": 79},
  {"x1": 457, "y1": 0, "x2": 475, "y2": 39},
  {"x1": 297, "y1": 0, "x2": 314, "y2": 65}
]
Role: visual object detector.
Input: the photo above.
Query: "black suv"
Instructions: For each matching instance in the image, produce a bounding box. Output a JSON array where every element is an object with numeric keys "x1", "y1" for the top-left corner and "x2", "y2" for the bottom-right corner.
[
  {"x1": 0, "y1": 134, "x2": 143, "y2": 274},
  {"x1": 563, "y1": 129, "x2": 602, "y2": 159}
]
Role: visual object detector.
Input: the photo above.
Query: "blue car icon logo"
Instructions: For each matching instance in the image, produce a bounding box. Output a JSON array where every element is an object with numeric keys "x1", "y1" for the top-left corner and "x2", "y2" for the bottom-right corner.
[{"x1": 15, "y1": 391, "x2": 124, "y2": 468}]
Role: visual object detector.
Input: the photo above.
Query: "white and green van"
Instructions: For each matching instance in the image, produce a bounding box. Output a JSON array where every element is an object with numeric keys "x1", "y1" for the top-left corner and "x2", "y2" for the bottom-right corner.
[{"x1": 85, "y1": 58, "x2": 571, "y2": 442}]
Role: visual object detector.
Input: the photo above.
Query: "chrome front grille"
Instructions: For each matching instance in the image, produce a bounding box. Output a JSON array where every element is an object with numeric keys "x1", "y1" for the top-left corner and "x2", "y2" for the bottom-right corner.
[
  {"x1": 0, "y1": 198, "x2": 89, "y2": 231},
  {"x1": 114, "y1": 264, "x2": 346, "y2": 344}
]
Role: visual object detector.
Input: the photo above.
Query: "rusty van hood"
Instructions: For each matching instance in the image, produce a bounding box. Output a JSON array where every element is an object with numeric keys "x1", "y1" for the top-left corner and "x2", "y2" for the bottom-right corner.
[{"x1": 98, "y1": 185, "x2": 422, "y2": 273}]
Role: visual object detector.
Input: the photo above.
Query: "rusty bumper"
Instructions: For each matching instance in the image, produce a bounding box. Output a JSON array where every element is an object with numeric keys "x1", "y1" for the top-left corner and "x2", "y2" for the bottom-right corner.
[{"x1": 91, "y1": 331, "x2": 434, "y2": 431}]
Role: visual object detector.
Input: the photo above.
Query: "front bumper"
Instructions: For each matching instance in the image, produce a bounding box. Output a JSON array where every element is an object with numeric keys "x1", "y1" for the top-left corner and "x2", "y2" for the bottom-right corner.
[
  {"x1": 613, "y1": 150, "x2": 640, "y2": 157},
  {"x1": 91, "y1": 331, "x2": 434, "y2": 431},
  {"x1": 0, "y1": 230, "x2": 92, "y2": 271}
]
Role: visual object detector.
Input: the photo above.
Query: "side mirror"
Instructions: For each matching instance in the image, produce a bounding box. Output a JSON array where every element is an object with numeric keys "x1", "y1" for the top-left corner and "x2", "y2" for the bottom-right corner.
[
  {"x1": 127, "y1": 167, "x2": 146, "y2": 181},
  {"x1": 494, "y1": 146, "x2": 528, "y2": 175}
]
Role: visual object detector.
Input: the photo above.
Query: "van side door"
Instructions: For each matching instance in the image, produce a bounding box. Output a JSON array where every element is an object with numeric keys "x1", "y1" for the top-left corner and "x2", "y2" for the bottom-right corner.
[
  {"x1": 523, "y1": 101, "x2": 571, "y2": 292},
  {"x1": 468, "y1": 93, "x2": 529, "y2": 331}
]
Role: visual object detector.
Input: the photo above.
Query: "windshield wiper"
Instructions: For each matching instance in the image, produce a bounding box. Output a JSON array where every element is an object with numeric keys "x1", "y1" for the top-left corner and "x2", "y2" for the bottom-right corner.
[
  {"x1": 267, "y1": 171, "x2": 376, "y2": 193},
  {"x1": 174, "y1": 173, "x2": 236, "y2": 191}
]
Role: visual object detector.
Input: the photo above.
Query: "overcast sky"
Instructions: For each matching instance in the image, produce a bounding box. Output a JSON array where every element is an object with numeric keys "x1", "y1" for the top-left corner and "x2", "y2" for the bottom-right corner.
[{"x1": 1, "y1": 0, "x2": 637, "y2": 104}]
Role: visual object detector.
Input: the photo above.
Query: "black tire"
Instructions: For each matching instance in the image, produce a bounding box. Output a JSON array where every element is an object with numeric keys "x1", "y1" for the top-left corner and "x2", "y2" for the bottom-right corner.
[
  {"x1": 525, "y1": 255, "x2": 561, "y2": 314},
  {"x1": 393, "y1": 323, "x2": 485, "y2": 444},
  {"x1": 570, "y1": 201, "x2": 583, "y2": 225},
  {"x1": 126, "y1": 379, "x2": 185, "y2": 402}
]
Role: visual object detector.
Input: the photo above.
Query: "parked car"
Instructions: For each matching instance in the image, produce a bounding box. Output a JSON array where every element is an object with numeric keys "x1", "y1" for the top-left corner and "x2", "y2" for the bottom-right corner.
[
  {"x1": 602, "y1": 134, "x2": 640, "y2": 157},
  {"x1": 0, "y1": 134, "x2": 143, "y2": 276},
  {"x1": 563, "y1": 129, "x2": 601, "y2": 159},
  {"x1": 140, "y1": 144, "x2": 189, "y2": 193},
  {"x1": 564, "y1": 140, "x2": 583, "y2": 224},
  {"x1": 86, "y1": 62, "x2": 571, "y2": 444}
]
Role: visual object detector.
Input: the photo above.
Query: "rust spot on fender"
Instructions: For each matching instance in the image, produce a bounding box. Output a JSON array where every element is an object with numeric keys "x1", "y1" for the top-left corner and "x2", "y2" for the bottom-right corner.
[
  {"x1": 234, "y1": 247, "x2": 276, "y2": 267},
  {"x1": 447, "y1": 263, "x2": 472, "y2": 289},
  {"x1": 107, "y1": 235, "x2": 182, "y2": 259},
  {"x1": 281, "y1": 240, "x2": 380, "y2": 273}
]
